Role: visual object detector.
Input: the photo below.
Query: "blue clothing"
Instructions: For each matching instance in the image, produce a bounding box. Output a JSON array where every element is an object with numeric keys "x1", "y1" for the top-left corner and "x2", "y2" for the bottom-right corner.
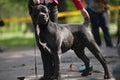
[
  {"x1": 87, "y1": 8, "x2": 113, "y2": 46},
  {"x1": 86, "y1": 0, "x2": 108, "y2": 13}
]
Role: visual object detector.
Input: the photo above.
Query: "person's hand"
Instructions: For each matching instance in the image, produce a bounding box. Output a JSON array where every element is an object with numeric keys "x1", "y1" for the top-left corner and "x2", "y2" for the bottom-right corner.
[
  {"x1": 80, "y1": 8, "x2": 90, "y2": 27},
  {"x1": 83, "y1": 17, "x2": 90, "y2": 27},
  {"x1": 33, "y1": 0, "x2": 40, "y2": 4},
  {"x1": 104, "y1": 4, "x2": 110, "y2": 10}
]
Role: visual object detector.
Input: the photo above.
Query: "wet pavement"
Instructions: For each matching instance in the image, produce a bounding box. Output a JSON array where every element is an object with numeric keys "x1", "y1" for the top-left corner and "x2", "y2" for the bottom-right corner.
[{"x1": 0, "y1": 41, "x2": 119, "y2": 80}]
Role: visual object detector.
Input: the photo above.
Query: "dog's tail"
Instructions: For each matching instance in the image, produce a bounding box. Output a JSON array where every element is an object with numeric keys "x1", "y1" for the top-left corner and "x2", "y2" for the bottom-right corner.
[{"x1": 83, "y1": 17, "x2": 90, "y2": 27}]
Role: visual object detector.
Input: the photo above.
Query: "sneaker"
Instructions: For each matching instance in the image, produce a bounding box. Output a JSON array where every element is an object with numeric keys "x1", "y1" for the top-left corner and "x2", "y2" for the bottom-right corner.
[{"x1": 79, "y1": 64, "x2": 93, "y2": 72}]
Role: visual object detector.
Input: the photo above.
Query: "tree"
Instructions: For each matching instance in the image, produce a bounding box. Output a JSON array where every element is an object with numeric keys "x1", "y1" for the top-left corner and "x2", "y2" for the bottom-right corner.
[{"x1": 109, "y1": 0, "x2": 120, "y2": 23}]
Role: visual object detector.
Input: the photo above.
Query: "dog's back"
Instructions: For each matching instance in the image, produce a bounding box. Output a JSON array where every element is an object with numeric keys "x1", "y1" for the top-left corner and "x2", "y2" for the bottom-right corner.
[{"x1": 59, "y1": 24, "x2": 88, "y2": 33}]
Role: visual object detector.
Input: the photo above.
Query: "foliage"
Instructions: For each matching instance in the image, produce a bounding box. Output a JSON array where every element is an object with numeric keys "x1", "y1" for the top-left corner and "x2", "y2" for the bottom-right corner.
[
  {"x1": 0, "y1": 17, "x2": 117, "y2": 47},
  {"x1": 109, "y1": 0, "x2": 120, "y2": 6},
  {"x1": 0, "y1": 0, "x2": 28, "y2": 19},
  {"x1": 0, "y1": 0, "x2": 119, "y2": 19},
  {"x1": 66, "y1": 0, "x2": 76, "y2": 11}
]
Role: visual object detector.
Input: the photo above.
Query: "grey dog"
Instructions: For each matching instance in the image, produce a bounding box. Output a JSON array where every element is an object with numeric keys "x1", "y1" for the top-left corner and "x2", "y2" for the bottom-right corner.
[{"x1": 28, "y1": 3, "x2": 110, "y2": 80}]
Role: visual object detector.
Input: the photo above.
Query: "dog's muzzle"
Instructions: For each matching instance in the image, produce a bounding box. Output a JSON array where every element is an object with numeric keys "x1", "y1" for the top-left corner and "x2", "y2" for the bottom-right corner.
[{"x1": 37, "y1": 12, "x2": 49, "y2": 25}]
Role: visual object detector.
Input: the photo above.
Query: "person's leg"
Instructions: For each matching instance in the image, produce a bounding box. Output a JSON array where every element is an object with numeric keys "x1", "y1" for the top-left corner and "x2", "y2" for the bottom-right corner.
[
  {"x1": 87, "y1": 9, "x2": 101, "y2": 46},
  {"x1": 48, "y1": 2, "x2": 58, "y2": 22},
  {"x1": 91, "y1": 21, "x2": 101, "y2": 46},
  {"x1": 100, "y1": 12, "x2": 114, "y2": 47}
]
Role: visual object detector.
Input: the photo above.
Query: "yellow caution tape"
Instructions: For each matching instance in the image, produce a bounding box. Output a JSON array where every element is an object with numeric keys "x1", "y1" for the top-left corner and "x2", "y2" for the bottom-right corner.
[{"x1": 2, "y1": 6, "x2": 120, "y2": 23}]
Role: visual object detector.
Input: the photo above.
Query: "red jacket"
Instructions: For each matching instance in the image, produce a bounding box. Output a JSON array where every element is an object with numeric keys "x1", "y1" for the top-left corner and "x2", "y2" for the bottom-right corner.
[
  {"x1": 55, "y1": 0, "x2": 84, "y2": 9},
  {"x1": 72, "y1": 0, "x2": 84, "y2": 10},
  {"x1": 33, "y1": 0, "x2": 84, "y2": 9}
]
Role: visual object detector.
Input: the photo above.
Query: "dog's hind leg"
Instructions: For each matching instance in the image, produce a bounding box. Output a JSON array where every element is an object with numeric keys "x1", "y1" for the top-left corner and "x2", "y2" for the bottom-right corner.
[
  {"x1": 86, "y1": 41, "x2": 110, "y2": 79},
  {"x1": 73, "y1": 46, "x2": 92, "y2": 76},
  {"x1": 79, "y1": 27, "x2": 110, "y2": 79}
]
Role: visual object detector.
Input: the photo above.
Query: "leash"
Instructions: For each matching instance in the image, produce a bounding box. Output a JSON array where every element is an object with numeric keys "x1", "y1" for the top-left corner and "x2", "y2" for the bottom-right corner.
[
  {"x1": 34, "y1": 43, "x2": 39, "y2": 79},
  {"x1": 36, "y1": 24, "x2": 51, "y2": 53},
  {"x1": 32, "y1": 25, "x2": 39, "y2": 80},
  {"x1": 32, "y1": 24, "x2": 52, "y2": 80}
]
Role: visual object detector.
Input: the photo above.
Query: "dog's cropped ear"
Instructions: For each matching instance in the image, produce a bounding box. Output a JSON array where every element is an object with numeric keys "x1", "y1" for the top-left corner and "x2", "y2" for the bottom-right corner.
[
  {"x1": 28, "y1": 0, "x2": 37, "y2": 15},
  {"x1": 28, "y1": 0, "x2": 34, "y2": 9}
]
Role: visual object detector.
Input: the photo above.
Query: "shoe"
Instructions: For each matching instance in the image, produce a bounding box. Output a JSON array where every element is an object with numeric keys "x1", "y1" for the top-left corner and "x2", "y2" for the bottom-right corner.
[{"x1": 79, "y1": 64, "x2": 93, "y2": 72}]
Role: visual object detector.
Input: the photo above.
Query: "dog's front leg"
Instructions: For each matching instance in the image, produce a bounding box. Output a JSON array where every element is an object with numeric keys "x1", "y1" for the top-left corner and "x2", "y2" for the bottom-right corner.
[
  {"x1": 50, "y1": 49, "x2": 61, "y2": 80},
  {"x1": 40, "y1": 50, "x2": 54, "y2": 80},
  {"x1": 34, "y1": 28, "x2": 54, "y2": 80}
]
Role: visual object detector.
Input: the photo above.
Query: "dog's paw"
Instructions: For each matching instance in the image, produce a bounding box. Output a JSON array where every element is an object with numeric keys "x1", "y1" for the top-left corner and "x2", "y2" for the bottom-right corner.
[
  {"x1": 81, "y1": 71, "x2": 92, "y2": 76},
  {"x1": 50, "y1": 77, "x2": 62, "y2": 80},
  {"x1": 104, "y1": 75, "x2": 110, "y2": 79},
  {"x1": 39, "y1": 76, "x2": 50, "y2": 80},
  {"x1": 50, "y1": 74, "x2": 62, "y2": 80}
]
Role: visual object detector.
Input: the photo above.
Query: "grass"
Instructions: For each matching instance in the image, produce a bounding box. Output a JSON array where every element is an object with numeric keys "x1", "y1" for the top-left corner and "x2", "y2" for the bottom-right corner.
[
  {"x1": 0, "y1": 1, "x2": 118, "y2": 48},
  {"x1": 0, "y1": 23, "x2": 35, "y2": 48},
  {"x1": 0, "y1": 32, "x2": 35, "y2": 47},
  {"x1": 0, "y1": 15, "x2": 118, "y2": 48}
]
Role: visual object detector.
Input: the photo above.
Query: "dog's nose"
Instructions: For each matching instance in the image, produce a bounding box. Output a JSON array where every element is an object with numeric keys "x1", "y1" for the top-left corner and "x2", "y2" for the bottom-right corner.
[{"x1": 39, "y1": 13, "x2": 45, "y2": 17}]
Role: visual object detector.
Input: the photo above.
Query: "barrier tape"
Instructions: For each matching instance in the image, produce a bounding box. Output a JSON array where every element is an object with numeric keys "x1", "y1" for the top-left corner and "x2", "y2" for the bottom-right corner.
[
  {"x1": 2, "y1": 6, "x2": 120, "y2": 23},
  {"x1": 3, "y1": 16, "x2": 31, "y2": 23},
  {"x1": 110, "y1": 6, "x2": 120, "y2": 11}
]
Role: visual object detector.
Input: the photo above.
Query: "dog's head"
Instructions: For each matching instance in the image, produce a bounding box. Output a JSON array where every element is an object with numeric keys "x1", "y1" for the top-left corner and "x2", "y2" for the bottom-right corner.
[{"x1": 34, "y1": 5, "x2": 49, "y2": 25}]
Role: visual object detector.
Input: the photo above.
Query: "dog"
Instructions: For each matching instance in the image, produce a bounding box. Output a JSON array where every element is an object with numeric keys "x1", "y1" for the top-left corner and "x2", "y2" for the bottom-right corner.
[{"x1": 28, "y1": 3, "x2": 110, "y2": 80}]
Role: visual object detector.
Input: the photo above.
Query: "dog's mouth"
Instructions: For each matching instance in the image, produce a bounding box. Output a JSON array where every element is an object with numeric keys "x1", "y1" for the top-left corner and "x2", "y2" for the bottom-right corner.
[{"x1": 37, "y1": 15, "x2": 48, "y2": 25}]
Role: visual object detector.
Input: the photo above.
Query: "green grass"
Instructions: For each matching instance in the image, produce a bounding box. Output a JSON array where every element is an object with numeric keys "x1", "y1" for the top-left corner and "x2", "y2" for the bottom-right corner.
[
  {"x1": 0, "y1": 1, "x2": 118, "y2": 49},
  {"x1": 0, "y1": 32, "x2": 35, "y2": 47},
  {"x1": 0, "y1": 15, "x2": 118, "y2": 48},
  {"x1": 0, "y1": 23, "x2": 35, "y2": 48}
]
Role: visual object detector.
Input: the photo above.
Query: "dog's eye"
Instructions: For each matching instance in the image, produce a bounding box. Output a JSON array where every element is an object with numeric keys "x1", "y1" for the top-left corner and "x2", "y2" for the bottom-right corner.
[{"x1": 41, "y1": 8, "x2": 48, "y2": 13}]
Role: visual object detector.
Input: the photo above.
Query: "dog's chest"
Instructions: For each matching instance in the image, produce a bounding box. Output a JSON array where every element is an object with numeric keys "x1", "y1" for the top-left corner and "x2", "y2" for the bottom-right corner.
[
  {"x1": 39, "y1": 30, "x2": 55, "y2": 43},
  {"x1": 39, "y1": 26, "x2": 74, "y2": 53}
]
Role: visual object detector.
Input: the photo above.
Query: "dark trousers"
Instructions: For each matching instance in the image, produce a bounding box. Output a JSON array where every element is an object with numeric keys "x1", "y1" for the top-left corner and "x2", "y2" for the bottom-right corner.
[{"x1": 87, "y1": 8, "x2": 113, "y2": 46}]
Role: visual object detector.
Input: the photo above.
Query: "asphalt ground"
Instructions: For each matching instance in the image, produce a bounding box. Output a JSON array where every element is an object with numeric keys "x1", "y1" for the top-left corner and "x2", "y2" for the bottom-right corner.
[{"x1": 0, "y1": 38, "x2": 119, "y2": 80}]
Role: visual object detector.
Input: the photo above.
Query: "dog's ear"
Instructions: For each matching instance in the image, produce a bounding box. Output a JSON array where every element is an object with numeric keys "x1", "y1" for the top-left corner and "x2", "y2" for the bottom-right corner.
[
  {"x1": 36, "y1": 5, "x2": 49, "y2": 12},
  {"x1": 28, "y1": 1, "x2": 36, "y2": 15},
  {"x1": 28, "y1": 0, "x2": 35, "y2": 11}
]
